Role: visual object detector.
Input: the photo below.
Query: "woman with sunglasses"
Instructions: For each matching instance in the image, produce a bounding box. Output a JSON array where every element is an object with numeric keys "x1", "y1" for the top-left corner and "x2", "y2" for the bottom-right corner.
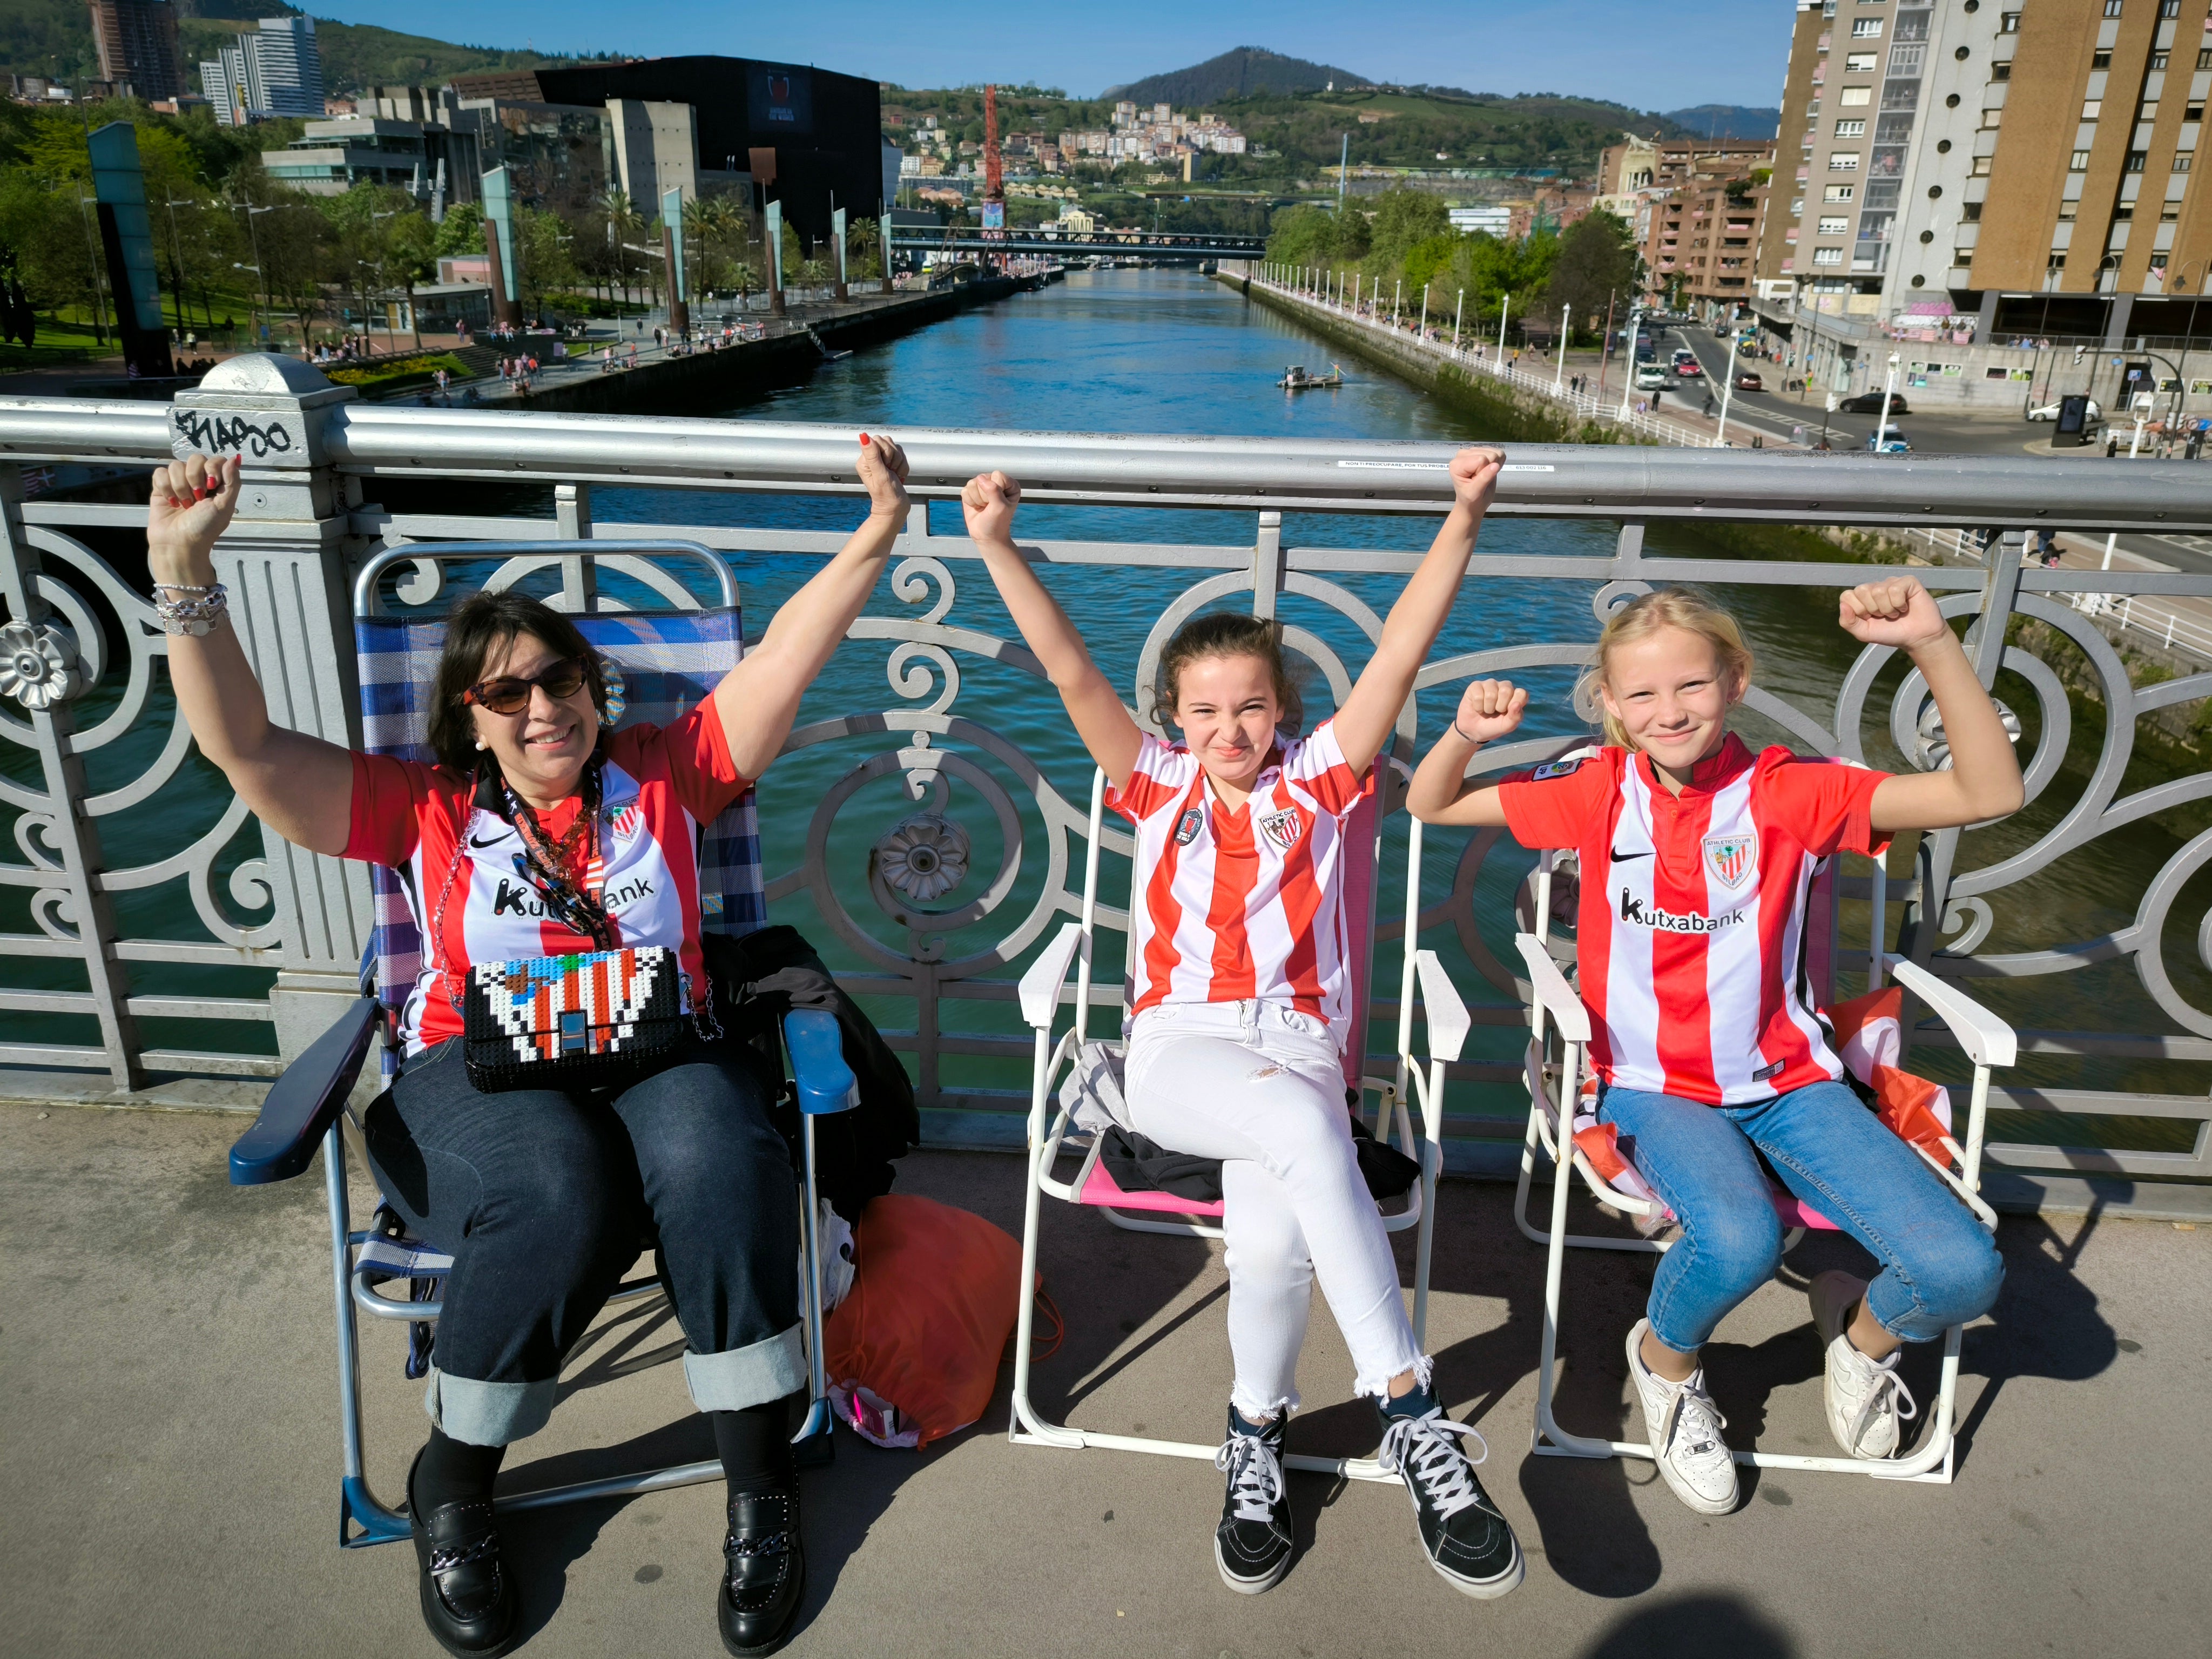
[{"x1": 148, "y1": 436, "x2": 912, "y2": 1659}]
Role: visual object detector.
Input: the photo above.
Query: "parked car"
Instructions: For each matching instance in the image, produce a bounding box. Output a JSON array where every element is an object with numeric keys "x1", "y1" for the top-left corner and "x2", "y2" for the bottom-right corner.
[
  {"x1": 1635, "y1": 343, "x2": 1657, "y2": 362},
  {"x1": 1867, "y1": 423, "x2": 1911, "y2": 453},
  {"x1": 1737, "y1": 340, "x2": 1761, "y2": 357},
  {"x1": 2027, "y1": 397, "x2": 2103, "y2": 422},
  {"x1": 1734, "y1": 370, "x2": 1764, "y2": 392},
  {"x1": 1635, "y1": 365, "x2": 1670, "y2": 389},
  {"x1": 1838, "y1": 391, "x2": 1911, "y2": 414}
]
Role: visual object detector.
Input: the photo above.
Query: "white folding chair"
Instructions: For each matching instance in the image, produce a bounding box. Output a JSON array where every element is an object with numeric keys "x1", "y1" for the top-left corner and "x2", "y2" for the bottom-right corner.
[
  {"x1": 1462, "y1": 840, "x2": 2015, "y2": 1485},
  {"x1": 1006, "y1": 765, "x2": 1468, "y2": 1483}
]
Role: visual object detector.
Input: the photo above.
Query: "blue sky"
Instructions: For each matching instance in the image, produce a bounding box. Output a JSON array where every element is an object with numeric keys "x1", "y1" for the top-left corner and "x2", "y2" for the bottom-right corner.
[{"x1": 317, "y1": 0, "x2": 1795, "y2": 112}]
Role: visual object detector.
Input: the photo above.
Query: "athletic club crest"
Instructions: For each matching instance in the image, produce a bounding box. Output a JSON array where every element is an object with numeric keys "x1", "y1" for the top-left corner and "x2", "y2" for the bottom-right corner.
[
  {"x1": 606, "y1": 802, "x2": 642, "y2": 844},
  {"x1": 1256, "y1": 807, "x2": 1304, "y2": 854},
  {"x1": 1703, "y1": 832, "x2": 1757, "y2": 891},
  {"x1": 1173, "y1": 807, "x2": 1204, "y2": 846}
]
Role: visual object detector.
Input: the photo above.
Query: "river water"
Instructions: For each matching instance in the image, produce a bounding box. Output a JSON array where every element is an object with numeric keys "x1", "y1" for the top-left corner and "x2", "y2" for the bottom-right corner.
[{"x1": 8, "y1": 268, "x2": 2206, "y2": 1144}]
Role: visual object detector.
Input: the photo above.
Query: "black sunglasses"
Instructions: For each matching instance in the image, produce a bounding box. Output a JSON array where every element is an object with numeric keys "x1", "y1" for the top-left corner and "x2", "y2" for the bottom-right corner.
[{"x1": 462, "y1": 658, "x2": 589, "y2": 716}]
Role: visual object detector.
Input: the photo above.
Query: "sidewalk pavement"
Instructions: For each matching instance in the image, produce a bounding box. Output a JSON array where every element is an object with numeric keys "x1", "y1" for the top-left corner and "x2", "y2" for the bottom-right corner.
[{"x1": 4, "y1": 1100, "x2": 2207, "y2": 1659}]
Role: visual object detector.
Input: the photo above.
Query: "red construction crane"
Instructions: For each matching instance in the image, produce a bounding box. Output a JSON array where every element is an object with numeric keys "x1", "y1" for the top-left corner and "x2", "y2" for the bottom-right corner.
[{"x1": 981, "y1": 83, "x2": 1006, "y2": 263}]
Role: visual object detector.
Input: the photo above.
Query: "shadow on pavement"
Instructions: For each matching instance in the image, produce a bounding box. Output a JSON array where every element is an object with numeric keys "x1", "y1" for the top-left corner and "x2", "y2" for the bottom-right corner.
[{"x1": 1580, "y1": 1591, "x2": 1798, "y2": 1657}]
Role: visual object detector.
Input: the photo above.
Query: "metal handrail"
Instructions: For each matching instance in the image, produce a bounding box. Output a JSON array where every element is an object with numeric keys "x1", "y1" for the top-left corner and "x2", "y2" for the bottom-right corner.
[{"x1": 4, "y1": 396, "x2": 2212, "y2": 527}]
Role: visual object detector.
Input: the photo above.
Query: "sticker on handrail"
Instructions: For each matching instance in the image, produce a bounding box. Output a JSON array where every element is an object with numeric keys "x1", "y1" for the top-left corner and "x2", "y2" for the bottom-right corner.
[{"x1": 1332, "y1": 461, "x2": 1556, "y2": 472}]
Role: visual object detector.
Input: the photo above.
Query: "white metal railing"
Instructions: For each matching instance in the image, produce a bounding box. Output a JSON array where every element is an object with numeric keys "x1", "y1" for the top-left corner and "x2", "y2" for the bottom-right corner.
[
  {"x1": 1244, "y1": 271, "x2": 1728, "y2": 450},
  {"x1": 4, "y1": 372, "x2": 2212, "y2": 1212}
]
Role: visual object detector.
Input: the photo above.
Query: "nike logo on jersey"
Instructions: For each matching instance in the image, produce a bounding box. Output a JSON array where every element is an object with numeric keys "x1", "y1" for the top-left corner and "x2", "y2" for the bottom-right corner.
[
  {"x1": 1617, "y1": 886, "x2": 1748, "y2": 933},
  {"x1": 1609, "y1": 847, "x2": 1653, "y2": 863},
  {"x1": 470, "y1": 831, "x2": 509, "y2": 849}
]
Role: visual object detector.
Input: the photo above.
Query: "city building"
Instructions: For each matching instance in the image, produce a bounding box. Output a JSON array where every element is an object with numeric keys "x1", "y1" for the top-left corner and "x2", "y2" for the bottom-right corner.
[
  {"x1": 86, "y1": 0, "x2": 181, "y2": 103},
  {"x1": 199, "y1": 16, "x2": 322, "y2": 125},
  {"x1": 1449, "y1": 204, "x2": 1513, "y2": 234},
  {"x1": 438, "y1": 85, "x2": 615, "y2": 213},
  {"x1": 1762, "y1": 0, "x2": 2212, "y2": 354},
  {"x1": 1648, "y1": 172, "x2": 1771, "y2": 307},
  {"x1": 260, "y1": 117, "x2": 481, "y2": 206},
  {"x1": 1596, "y1": 135, "x2": 1775, "y2": 221},
  {"x1": 608, "y1": 99, "x2": 750, "y2": 205},
  {"x1": 516, "y1": 58, "x2": 887, "y2": 247}
]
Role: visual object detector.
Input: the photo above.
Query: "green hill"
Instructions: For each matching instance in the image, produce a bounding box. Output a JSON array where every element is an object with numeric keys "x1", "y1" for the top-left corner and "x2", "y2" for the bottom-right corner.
[{"x1": 1103, "y1": 47, "x2": 1368, "y2": 106}]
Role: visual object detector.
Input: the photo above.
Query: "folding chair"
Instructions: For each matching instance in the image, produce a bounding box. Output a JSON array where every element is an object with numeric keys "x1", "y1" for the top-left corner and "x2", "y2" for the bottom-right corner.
[
  {"x1": 224, "y1": 540, "x2": 859, "y2": 1547},
  {"x1": 1007, "y1": 765, "x2": 1472, "y2": 1483},
  {"x1": 1461, "y1": 844, "x2": 2014, "y2": 1484}
]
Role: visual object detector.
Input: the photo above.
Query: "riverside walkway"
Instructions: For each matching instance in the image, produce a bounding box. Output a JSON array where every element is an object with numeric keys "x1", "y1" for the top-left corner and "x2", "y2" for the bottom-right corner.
[{"x1": 3, "y1": 1101, "x2": 2206, "y2": 1658}]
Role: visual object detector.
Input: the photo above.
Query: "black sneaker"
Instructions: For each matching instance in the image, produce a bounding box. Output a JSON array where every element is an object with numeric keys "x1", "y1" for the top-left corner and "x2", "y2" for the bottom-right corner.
[
  {"x1": 1212, "y1": 1408, "x2": 1293, "y2": 1594},
  {"x1": 1376, "y1": 1406, "x2": 1524, "y2": 1600}
]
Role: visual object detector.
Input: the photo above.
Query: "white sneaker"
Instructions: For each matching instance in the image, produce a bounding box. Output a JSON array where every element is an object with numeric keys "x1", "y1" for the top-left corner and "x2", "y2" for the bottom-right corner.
[
  {"x1": 1809, "y1": 1270, "x2": 1918, "y2": 1460},
  {"x1": 1625, "y1": 1319, "x2": 1739, "y2": 1515}
]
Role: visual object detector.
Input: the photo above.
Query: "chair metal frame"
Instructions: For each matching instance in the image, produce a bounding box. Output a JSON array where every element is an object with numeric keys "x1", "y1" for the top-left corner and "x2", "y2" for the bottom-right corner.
[
  {"x1": 1007, "y1": 766, "x2": 1471, "y2": 1484},
  {"x1": 1459, "y1": 846, "x2": 2017, "y2": 1486},
  {"x1": 225, "y1": 541, "x2": 858, "y2": 1548}
]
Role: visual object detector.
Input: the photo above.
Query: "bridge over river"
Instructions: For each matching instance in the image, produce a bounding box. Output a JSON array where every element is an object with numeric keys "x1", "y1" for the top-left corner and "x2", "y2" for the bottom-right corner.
[{"x1": 887, "y1": 224, "x2": 1266, "y2": 260}]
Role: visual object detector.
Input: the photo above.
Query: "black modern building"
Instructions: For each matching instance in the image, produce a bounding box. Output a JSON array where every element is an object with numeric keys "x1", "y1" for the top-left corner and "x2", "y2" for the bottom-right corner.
[{"x1": 530, "y1": 57, "x2": 882, "y2": 248}]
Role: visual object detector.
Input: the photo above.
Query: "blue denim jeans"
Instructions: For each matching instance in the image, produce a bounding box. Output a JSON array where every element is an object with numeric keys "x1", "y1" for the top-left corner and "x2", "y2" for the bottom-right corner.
[
  {"x1": 1596, "y1": 1079, "x2": 2004, "y2": 1355},
  {"x1": 363, "y1": 1037, "x2": 803, "y2": 1445}
]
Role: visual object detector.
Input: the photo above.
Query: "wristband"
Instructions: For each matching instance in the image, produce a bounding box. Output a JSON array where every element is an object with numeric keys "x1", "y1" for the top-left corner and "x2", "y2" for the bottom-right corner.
[{"x1": 1451, "y1": 717, "x2": 1483, "y2": 745}]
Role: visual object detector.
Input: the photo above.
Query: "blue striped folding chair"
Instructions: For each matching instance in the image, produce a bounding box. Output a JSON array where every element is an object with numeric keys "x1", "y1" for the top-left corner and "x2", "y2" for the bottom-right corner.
[{"x1": 225, "y1": 541, "x2": 856, "y2": 1547}]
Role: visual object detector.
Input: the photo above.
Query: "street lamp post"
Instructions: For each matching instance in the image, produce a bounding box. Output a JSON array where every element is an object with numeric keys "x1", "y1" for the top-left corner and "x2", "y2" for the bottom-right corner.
[
  {"x1": 1498, "y1": 293, "x2": 1510, "y2": 366},
  {"x1": 1616, "y1": 305, "x2": 1643, "y2": 416},
  {"x1": 2101, "y1": 392, "x2": 2155, "y2": 572},
  {"x1": 1714, "y1": 344, "x2": 1737, "y2": 446},
  {"x1": 1453, "y1": 287, "x2": 1464, "y2": 352},
  {"x1": 1392, "y1": 279, "x2": 1401, "y2": 328},
  {"x1": 73, "y1": 195, "x2": 110, "y2": 346},
  {"x1": 1419, "y1": 284, "x2": 1428, "y2": 341},
  {"x1": 161, "y1": 198, "x2": 200, "y2": 334},
  {"x1": 1553, "y1": 302, "x2": 1571, "y2": 392},
  {"x1": 1874, "y1": 350, "x2": 1900, "y2": 451}
]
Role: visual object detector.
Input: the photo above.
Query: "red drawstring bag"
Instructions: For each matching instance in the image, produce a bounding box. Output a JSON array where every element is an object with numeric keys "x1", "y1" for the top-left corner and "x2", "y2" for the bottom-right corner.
[{"x1": 823, "y1": 1193, "x2": 1024, "y2": 1449}]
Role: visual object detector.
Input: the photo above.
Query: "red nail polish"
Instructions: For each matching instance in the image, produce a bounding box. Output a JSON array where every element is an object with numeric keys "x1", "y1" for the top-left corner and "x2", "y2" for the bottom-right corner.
[{"x1": 859, "y1": 433, "x2": 872, "y2": 446}]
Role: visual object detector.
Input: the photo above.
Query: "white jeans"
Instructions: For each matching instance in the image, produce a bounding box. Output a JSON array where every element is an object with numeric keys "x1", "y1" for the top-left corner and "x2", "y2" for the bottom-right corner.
[{"x1": 1122, "y1": 1000, "x2": 1425, "y2": 1419}]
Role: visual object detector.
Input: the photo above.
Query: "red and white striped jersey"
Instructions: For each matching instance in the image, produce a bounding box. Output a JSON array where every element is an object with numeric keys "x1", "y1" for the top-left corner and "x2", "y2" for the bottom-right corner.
[
  {"x1": 346, "y1": 707, "x2": 751, "y2": 1055},
  {"x1": 1499, "y1": 734, "x2": 1890, "y2": 1106},
  {"x1": 1106, "y1": 720, "x2": 1370, "y2": 1048}
]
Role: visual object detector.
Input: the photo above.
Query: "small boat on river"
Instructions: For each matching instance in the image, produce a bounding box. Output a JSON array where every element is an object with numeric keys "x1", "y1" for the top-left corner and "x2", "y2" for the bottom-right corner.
[{"x1": 1279, "y1": 363, "x2": 1345, "y2": 389}]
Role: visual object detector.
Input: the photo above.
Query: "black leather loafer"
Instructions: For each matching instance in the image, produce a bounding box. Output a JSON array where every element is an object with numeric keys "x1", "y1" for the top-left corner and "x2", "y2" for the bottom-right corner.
[
  {"x1": 407, "y1": 1448, "x2": 521, "y2": 1658},
  {"x1": 718, "y1": 1484, "x2": 806, "y2": 1656}
]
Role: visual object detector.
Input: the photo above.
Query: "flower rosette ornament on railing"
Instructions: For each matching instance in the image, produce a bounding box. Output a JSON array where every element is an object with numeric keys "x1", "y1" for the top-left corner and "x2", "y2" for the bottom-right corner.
[
  {"x1": 872, "y1": 812, "x2": 971, "y2": 903},
  {"x1": 0, "y1": 618, "x2": 85, "y2": 711}
]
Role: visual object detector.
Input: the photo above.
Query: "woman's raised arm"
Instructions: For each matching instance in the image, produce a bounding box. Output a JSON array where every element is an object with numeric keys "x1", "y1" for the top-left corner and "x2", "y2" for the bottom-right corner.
[
  {"x1": 710, "y1": 433, "x2": 910, "y2": 783},
  {"x1": 960, "y1": 470, "x2": 1143, "y2": 791},
  {"x1": 151, "y1": 453, "x2": 356, "y2": 857},
  {"x1": 1328, "y1": 447, "x2": 1503, "y2": 776}
]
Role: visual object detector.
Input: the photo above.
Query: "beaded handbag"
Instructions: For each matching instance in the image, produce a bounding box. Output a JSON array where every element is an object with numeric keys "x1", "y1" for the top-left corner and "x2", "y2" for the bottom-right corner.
[{"x1": 461, "y1": 946, "x2": 687, "y2": 1092}]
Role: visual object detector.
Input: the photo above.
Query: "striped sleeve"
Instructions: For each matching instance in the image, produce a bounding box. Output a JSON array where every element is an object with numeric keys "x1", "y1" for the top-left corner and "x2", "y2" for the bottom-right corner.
[
  {"x1": 1104, "y1": 733, "x2": 1196, "y2": 823},
  {"x1": 1498, "y1": 751, "x2": 1618, "y2": 851},
  {"x1": 343, "y1": 751, "x2": 435, "y2": 866},
  {"x1": 1756, "y1": 750, "x2": 1892, "y2": 859},
  {"x1": 1285, "y1": 719, "x2": 1368, "y2": 818},
  {"x1": 609, "y1": 707, "x2": 753, "y2": 827}
]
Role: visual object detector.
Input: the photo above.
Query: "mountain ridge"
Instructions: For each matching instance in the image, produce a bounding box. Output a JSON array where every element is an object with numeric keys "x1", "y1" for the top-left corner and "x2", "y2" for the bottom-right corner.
[{"x1": 1102, "y1": 46, "x2": 1368, "y2": 107}]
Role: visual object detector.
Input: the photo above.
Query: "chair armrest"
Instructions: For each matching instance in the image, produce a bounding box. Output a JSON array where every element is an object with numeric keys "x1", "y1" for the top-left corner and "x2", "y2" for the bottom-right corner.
[
  {"x1": 1887, "y1": 956, "x2": 2017, "y2": 1069},
  {"x1": 1412, "y1": 950, "x2": 1471, "y2": 1062},
  {"x1": 228, "y1": 995, "x2": 380, "y2": 1187},
  {"x1": 1515, "y1": 933, "x2": 1591, "y2": 1043},
  {"x1": 784, "y1": 1008, "x2": 859, "y2": 1115},
  {"x1": 1018, "y1": 921, "x2": 1084, "y2": 1029}
]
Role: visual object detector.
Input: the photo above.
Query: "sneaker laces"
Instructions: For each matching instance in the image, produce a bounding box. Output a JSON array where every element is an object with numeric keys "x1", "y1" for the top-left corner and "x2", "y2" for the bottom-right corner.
[
  {"x1": 1656, "y1": 1375, "x2": 1732, "y2": 1475},
  {"x1": 1214, "y1": 1428, "x2": 1286, "y2": 1525},
  {"x1": 1843, "y1": 1349, "x2": 1919, "y2": 1452},
  {"x1": 1377, "y1": 1411, "x2": 1490, "y2": 1523}
]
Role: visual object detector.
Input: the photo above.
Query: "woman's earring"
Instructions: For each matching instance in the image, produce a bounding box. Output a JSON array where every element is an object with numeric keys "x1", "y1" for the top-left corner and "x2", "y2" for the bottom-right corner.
[{"x1": 475, "y1": 739, "x2": 488, "y2": 751}]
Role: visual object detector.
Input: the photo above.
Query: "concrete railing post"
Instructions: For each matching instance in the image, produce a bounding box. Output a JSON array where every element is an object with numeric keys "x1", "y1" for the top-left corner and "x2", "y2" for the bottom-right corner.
[{"x1": 168, "y1": 354, "x2": 374, "y2": 1065}]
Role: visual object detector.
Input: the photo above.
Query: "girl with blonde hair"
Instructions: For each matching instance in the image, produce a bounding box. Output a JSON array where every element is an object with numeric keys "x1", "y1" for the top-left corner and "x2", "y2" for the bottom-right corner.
[{"x1": 1408, "y1": 580, "x2": 2020, "y2": 1516}]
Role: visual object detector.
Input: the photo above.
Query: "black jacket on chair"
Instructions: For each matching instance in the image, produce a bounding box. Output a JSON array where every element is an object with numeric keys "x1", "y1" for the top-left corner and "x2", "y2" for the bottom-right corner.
[{"x1": 702, "y1": 925, "x2": 920, "y2": 1222}]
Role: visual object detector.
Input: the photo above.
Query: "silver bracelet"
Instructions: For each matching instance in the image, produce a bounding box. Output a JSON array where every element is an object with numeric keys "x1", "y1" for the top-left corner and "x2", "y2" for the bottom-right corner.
[{"x1": 156, "y1": 584, "x2": 229, "y2": 636}]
